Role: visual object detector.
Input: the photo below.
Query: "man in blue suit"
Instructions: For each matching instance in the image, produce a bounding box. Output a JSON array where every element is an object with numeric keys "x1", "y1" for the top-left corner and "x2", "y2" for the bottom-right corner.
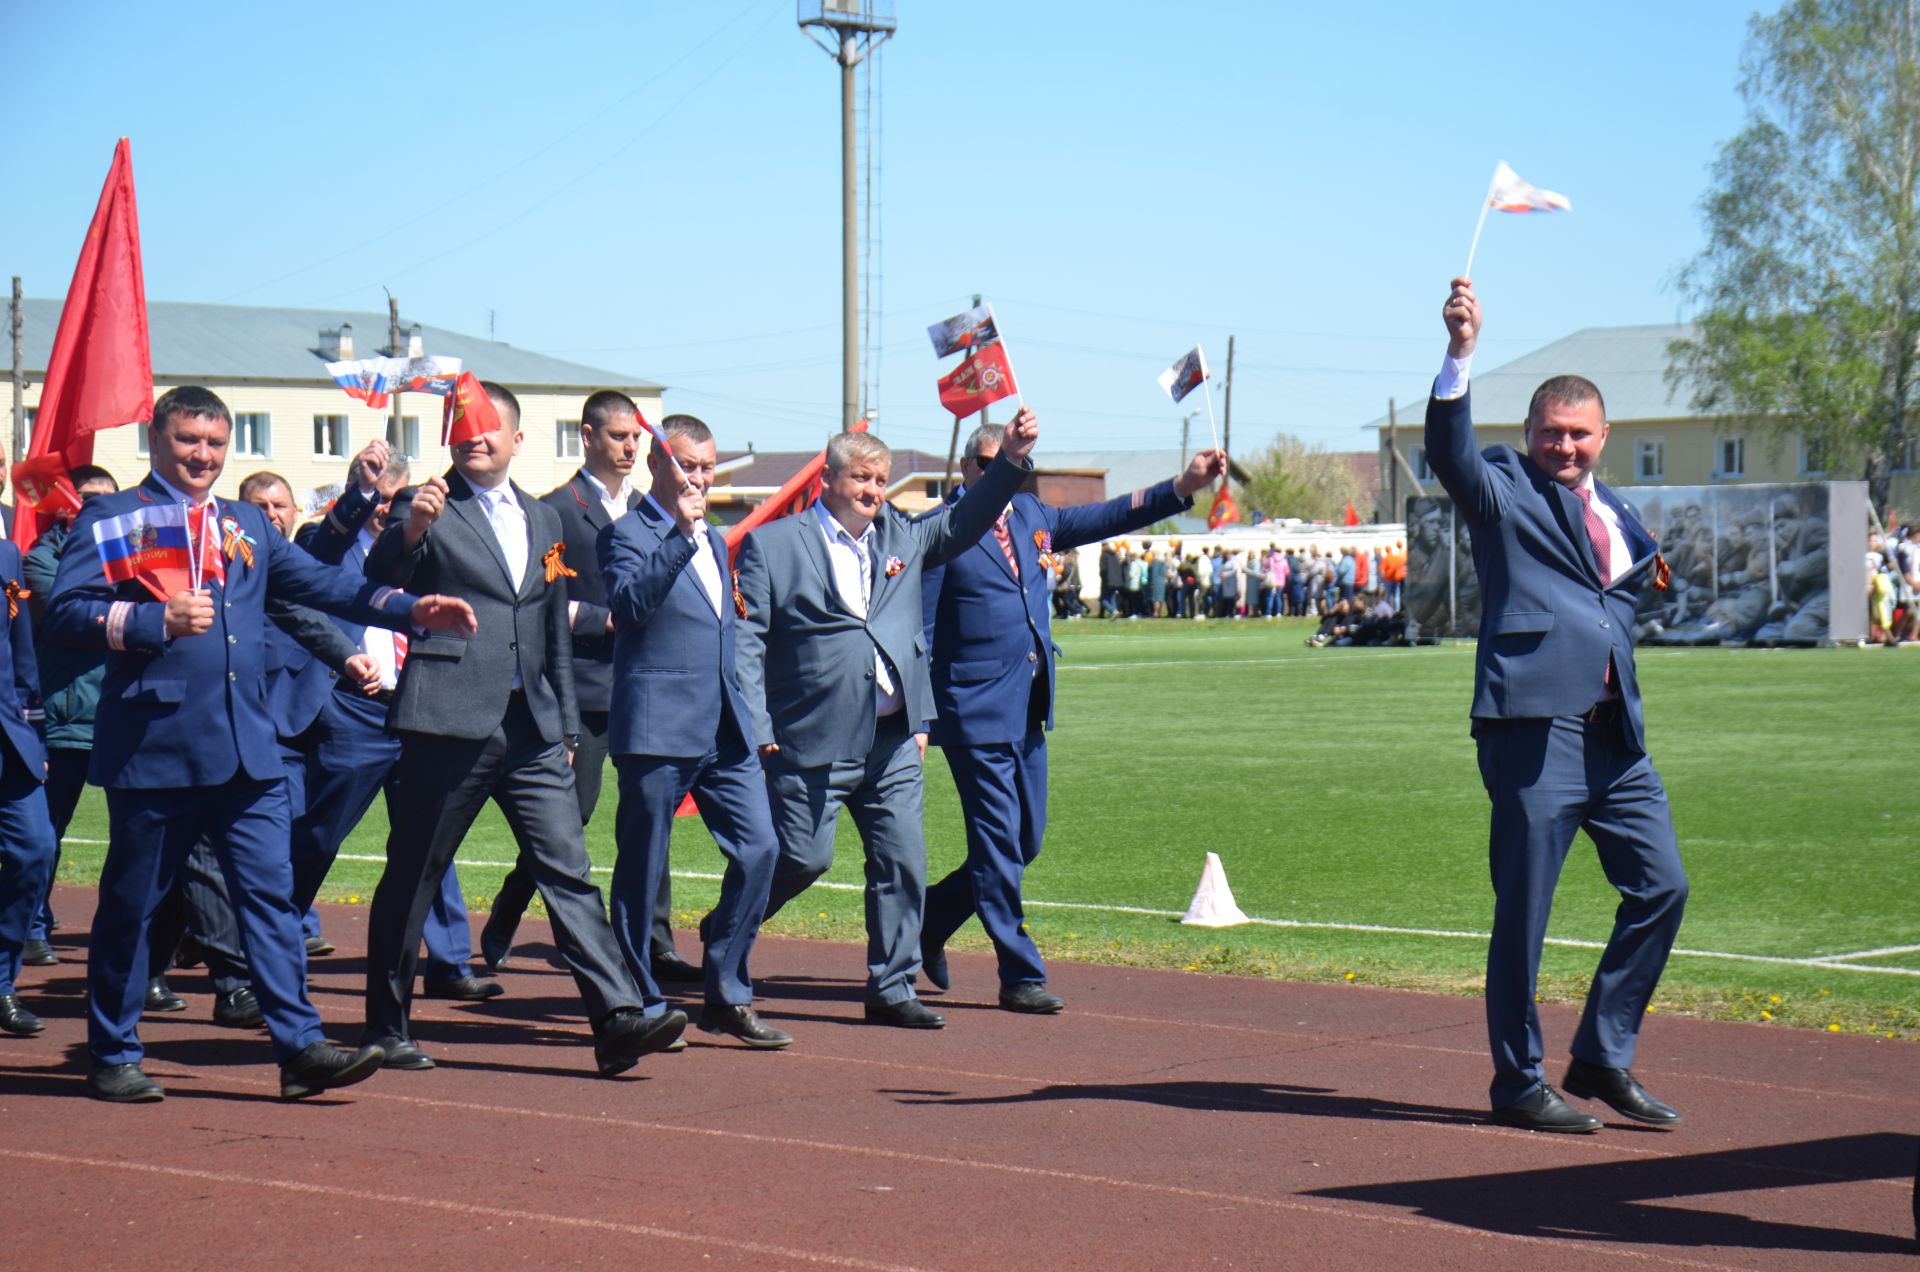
[
  {"x1": 598, "y1": 413, "x2": 787, "y2": 1048},
  {"x1": 919, "y1": 429, "x2": 1225, "y2": 1012},
  {"x1": 1426, "y1": 279, "x2": 1688, "y2": 1133},
  {"x1": 0, "y1": 534, "x2": 56, "y2": 1039},
  {"x1": 47, "y1": 386, "x2": 477, "y2": 1102},
  {"x1": 735, "y1": 412, "x2": 1037, "y2": 1028}
]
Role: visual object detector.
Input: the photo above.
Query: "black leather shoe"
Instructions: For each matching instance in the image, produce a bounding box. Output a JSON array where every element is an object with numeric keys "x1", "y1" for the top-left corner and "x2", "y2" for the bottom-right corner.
[
  {"x1": 697, "y1": 1003, "x2": 793, "y2": 1050},
  {"x1": 304, "y1": 935, "x2": 336, "y2": 957},
  {"x1": 1490, "y1": 1083, "x2": 1602, "y2": 1133},
  {"x1": 863, "y1": 998, "x2": 946, "y2": 1030},
  {"x1": 1563, "y1": 1058, "x2": 1682, "y2": 1126},
  {"x1": 998, "y1": 982, "x2": 1065, "y2": 1014},
  {"x1": 479, "y1": 915, "x2": 515, "y2": 971},
  {"x1": 921, "y1": 937, "x2": 950, "y2": 992},
  {"x1": 0, "y1": 993, "x2": 45, "y2": 1036},
  {"x1": 281, "y1": 1041, "x2": 385, "y2": 1100},
  {"x1": 21, "y1": 938, "x2": 57, "y2": 966},
  {"x1": 172, "y1": 932, "x2": 205, "y2": 970},
  {"x1": 365, "y1": 1036, "x2": 434, "y2": 1070},
  {"x1": 213, "y1": 987, "x2": 265, "y2": 1029},
  {"x1": 144, "y1": 976, "x2": 187, "y2": 1014},
  {"x1": 595, "y1": 1007, "x2": 688, "y2": 1076},
  {"x1": 87, "y1": 1063, "x2": 164, "y2": 1103},
  {"x1": 651, "y1": 950, "x2": 703, "y2": 984},
  {"x1": 422, "y1": 974, "x2": 504, "y2": 1002}
]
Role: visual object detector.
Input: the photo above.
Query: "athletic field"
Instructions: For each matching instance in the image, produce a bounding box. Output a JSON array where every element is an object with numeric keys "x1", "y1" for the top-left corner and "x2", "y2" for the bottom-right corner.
[{"x1": 54, "y1": 618, "x2": 1920, "y2": 1038}]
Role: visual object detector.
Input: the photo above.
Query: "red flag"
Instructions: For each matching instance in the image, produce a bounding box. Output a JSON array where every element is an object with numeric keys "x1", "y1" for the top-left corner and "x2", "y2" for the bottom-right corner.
[
  {"x1": 936, "y1": 343, "x2": 1019, "y2": 418},
  {"x1": 1206, "y1": 482, "x2": 1239, "y2": 530},
  {"x1": 12, "y1": 454, "x2": 84, "y2": 522},
  {"x1": 1344, "y1": 502, "x2": 1360, "y2": 527},
  {"x1": 15, "y1": 138, "x2": 153, "y2": 550},
  {"x1": 441, "y1": 372, "x2": 502, "y2": 446}
]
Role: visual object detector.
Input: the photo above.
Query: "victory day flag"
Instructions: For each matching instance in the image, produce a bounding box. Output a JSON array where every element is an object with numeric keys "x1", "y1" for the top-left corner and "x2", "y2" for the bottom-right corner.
[
  {"x1": 1157, "y1": 346, "x2": 1209, "y2": 404},
  {"x1": 14, "y1": 138, "x2": 153, "y2": 551},
  {"x1": 13, "y1": 454, "x2": 84, "y2": 522},
  {"x1": 937, "y1": 343, "x2": 1019, "y2": 418},
  {"x1": 1486, "y1": 160, "x2": 1571, "y2": 213},
  {"x1": 1206, "y1": 482, "x2": 1239, "y2": 531},
  {"x1": 442, "y1": 372, "x2": 502, "y2": 446},
  {"x1": 927, "y1": 303, "x2": 1000, "y2": 358},
  {"x1": 92, "y1": 503, "x2": 190, "y2": 595},
  {"x1": 327, "y1": 355, "x2": 462, "y2": 411}
]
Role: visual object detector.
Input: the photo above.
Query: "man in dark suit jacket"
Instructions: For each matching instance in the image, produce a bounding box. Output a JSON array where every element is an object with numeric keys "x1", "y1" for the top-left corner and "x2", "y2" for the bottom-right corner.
[
  {"x1": 482, "y1": 391, "x2": 699, "y2": 983},
  {"x1": 1426, "y1": 279, "x2": 1688, "y2": 1133},
  {"x1": 599, "y1": 414, "x2": 787, "y2": 1048},
  {"x1": 47, "y1": 385, "x2": 477, "y2": 1102},
  {"x1": 735, "y1": 412, "x2": 1037, "y2": 1028},
  {"x1": 918, "y1": 430, "x2": 1224, "y2": 1013},
  {"x1": 362, "y1": 380, "x2": 682, "y2": 1076},
  {"x1": 0, "y1": 535, "x2": 57, "y2": 1039}
]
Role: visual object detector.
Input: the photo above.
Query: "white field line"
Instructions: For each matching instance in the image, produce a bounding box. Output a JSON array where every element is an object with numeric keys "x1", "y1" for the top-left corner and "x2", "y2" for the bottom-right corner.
[
  {"x1": 324, "y1": 854, "x2": 1920, "y2": 979},
  {"x1": 1057, "y1": 650, "x2": 1413, "y2": 671}
]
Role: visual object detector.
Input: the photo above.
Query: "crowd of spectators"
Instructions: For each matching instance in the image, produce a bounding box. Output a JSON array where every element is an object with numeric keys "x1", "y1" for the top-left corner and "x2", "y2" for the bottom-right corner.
[{"x1": 1865, "y1": 524, "x2": 1920, "y2": 645}]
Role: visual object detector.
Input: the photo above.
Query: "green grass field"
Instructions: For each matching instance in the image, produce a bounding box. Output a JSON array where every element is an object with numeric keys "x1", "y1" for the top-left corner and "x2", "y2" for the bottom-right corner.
[{"x1": 52, "y1": 618, "x2": 1920, "y2": 1040}]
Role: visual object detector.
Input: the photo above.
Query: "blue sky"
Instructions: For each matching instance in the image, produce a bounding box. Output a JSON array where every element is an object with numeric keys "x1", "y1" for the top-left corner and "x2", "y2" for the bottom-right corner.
[{"x1": 5, "y1": 1, "x2": 1759, "y2": 458}]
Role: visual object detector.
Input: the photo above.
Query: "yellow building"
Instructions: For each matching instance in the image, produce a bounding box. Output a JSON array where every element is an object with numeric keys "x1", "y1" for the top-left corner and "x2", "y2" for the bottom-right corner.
[
  {"x1": 7, "y1": 299, "x2": 664, "y2": 507},
  {"x1": 1366, "y1": 323, "x2": 1920, "y2": 517}
]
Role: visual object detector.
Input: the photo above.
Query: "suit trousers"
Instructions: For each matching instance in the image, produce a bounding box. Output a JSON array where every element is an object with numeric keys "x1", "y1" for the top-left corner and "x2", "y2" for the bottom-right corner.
[
  {"x1": 93, "y1": 778, "x2": 324, "y2": 1066},
  {"x1": 612, "y1": 736, "x2": 776, "y2": 1011},
  {"x1": 761, "y1": 712, "x2": 927, "y2": 1005},
  {"x1": 922, "y1": 728, "x2": 1050, "y2": 987},
  {"x1": 490, "y1": 709, "x2": 680, "y2": 956},
  {"x1": 289, "y1": 688, "x2": 472, "y2": 981},
  {"x1": 28, "y1": 746, "x2": 89, "y2": 941},
  {"x1": 0, "y1": 754, "x2": 55, "y2": 995},
  {"x1": 1476, "y1": 713, "x2": 1689, "y2": 1108},
  {"x1": 364, "y1": 693, "x2": 639, "y2": 1043}
]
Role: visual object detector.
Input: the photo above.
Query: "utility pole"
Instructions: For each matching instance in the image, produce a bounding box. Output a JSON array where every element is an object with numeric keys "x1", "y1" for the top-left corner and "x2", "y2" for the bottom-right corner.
[
  {"x1": 799, "y1": 2, "x2": 895, "y2": 431},
  {"x1": 1181, "y1": 410, "x2": 1194, "y2": 466},
  {"x1": 387, "y1": 293, "x2": 403, "y2": 450},
  {"x1": 9, "y1": 278, "x2": 23, "y2": 463},
  {"x1": 940, "y1": 291, "x2": 979, "y2": 498},
  {"x1": 1386, "y1": 397, "x2": 1399, "y2": 520},
  {"x1": 1222, "y1": 335, "x2": 1235, "y2": 464}
]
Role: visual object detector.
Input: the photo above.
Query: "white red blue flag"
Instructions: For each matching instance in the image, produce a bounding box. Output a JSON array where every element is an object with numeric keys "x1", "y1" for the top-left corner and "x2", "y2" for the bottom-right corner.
[
  {"x1": 928, "y1": 303, "x2": 1000, "y2": 358},
  {"x1": 1486, "y1": 161, "x2": 1571, "y2": 213},
  {"x1": 326, "y1": 355, "x2": 463, "y2": 410},
  {"x1": 1157, "y1": 346, "x2": 1209, "y2": 404},
  {"x1": 91, "y1": 503, "x2": 190, "y2": 584}
]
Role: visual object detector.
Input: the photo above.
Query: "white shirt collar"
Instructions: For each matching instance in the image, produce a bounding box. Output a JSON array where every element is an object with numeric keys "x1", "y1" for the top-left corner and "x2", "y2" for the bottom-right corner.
[
  {"x1": 582, "y1": 468, "x2": 630, "y2": 507},
  {"x1": 813, "y1": 499, "x2": 872, "y2": 547},
  {"x1": 148, "y1": 470, "x2": 213, "y2": 509}
]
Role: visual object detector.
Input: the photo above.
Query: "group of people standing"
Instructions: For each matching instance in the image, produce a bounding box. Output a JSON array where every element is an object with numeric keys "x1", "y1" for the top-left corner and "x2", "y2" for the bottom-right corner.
[
  {"x1": 1088, "y1": 540, "x2": 1407, "y2": 620},
  {"x1": 0, "y1": 379, "x2": 1225, "y2": 1103}
]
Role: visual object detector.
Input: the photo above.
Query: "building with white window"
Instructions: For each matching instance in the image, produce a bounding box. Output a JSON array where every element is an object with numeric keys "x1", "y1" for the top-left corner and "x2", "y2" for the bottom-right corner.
[{"x1": 7, "y1": 300, "x2": 664, "y2": 508}]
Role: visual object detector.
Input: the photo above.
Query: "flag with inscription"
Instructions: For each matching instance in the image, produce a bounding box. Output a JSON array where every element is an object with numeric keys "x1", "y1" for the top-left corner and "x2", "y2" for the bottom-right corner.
[
  {"x1": 92, "y1": 503, "x2": 190, "y2": 588},
  {"x1": 927, "y1": 303, "x2": 1000, "y2": 358},
  {"x1": 1157, "y1": 346, "x2": 1209, "y2": 404},
  {"x1": 12, "y1": 454, "x2": 84, "y2": 521},
  {"x1": 327, "y1": 355, "x2": 462, "y2": 411},
  {"x1": 936, "y1": 342, "x2": 1019, "y2": 418}
]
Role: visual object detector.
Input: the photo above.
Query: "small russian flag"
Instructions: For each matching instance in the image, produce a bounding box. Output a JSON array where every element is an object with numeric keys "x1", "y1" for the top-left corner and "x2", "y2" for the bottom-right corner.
[{"x1": 92, "y1": 504, "x2": 191, "y2": 584}]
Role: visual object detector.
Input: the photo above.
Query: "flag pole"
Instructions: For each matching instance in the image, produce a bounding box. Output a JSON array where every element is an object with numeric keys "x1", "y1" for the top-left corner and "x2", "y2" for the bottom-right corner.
[
  {"x1": 1200, "y1": 378, "x2": 1222, "y2": 454},
  {"x1": 1462, "y1": 163, "x2": 1500, "y2": 280}
]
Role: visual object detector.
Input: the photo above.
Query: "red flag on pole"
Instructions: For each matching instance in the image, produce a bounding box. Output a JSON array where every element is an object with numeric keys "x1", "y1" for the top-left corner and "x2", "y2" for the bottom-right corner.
[
  {"x1": 1206, "y1": 482, "x2": 1239, "y2": 530},
  {"x1": 441, "y1": 372, "x2": 502, "y2": 446},
  {"x1": 14, "y1": 138, "x2": 153, "y2": 550},
  {"x1": 12, "y1": 454, "x2": 84, "y2": 522},
  {"x1": 936, "y1": 343, "x2": 1019, "y2": 418},
  {"x1": 1344, "y1": 502, "x2": 1360, "y2": 526}
]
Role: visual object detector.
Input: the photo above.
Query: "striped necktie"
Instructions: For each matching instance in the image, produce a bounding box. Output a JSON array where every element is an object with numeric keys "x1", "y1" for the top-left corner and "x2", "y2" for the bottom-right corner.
[{"x1": 992, "y1": 512, "x2": 1020, "y2": 580}]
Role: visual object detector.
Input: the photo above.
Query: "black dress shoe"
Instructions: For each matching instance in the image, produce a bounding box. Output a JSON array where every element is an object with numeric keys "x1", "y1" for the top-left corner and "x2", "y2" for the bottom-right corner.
[
  {"x1": 0, "y1": 993, "x2": 45, "y2": 1036},
  {"x1": 87, "y1": 1063, "x2": 164, "y2": 1103},
  {"x1": 21, "y1": 938, "x2": 58, "y2": 966},
  {"x1": 213, "y1": 987, "x2": 265, "y2": 1029},
  {"x1": 1490, "y1": 1083, "x2": 1602, "y2": 1133},
  {"x1": 422, "y1": 974, "x2": 504, "y2": 1002},
  {"x1": 697, "y1": 1003, "x2": 793, "y2": 1049},
  {"x1": 365, "y1": 1036, "x2": 434, "y2": 1070},
  {"x1": 920, "y1": 938, "x2": 950, "y2": 992},
  {"x1": 1563, "y1": 1058, "x2": 1682, "y2": 1126},
  {"x1": 304, "y1": 935, "x2": 336, "y2": 957},
  {"x1": 651, "y1": 950, "x2": 703, "y2": 984},
  {"x1": 479, "y1": 915, "x2": 514, "y2": 971},
  {"x1": 280, "y1": 1041, "x2": 385, "y2": 1100},
  {"x1": 595, "y1": 1007, "x2": 688, "y2": 1076},
  {"x1": 144, "y1": 976, "x2": 187, "y2": 1014},
  {"x1": 998, "y1": 982, "x2": 1065, "y2": 1014},
  {"x1": 863, "y1": 998, "x2": 946, "y2": 1030},
  {"x1": 172, "y1": 932, "x2": 205, "y2": 970}
]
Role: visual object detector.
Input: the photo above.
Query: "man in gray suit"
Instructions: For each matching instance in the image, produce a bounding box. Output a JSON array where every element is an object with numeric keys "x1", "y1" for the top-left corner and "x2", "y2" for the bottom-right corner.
[
  {"x1": 735, "y1": 410, "x2": 1038, "y2": 1028},
  {"x1": 363, "y1": 380, "x2": 684, "y2": 1076}
]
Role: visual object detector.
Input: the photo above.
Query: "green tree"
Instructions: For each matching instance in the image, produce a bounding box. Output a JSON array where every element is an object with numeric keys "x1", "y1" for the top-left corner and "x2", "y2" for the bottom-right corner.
[
  {"x1": 1670, "y1": 0, "x2": 1920, "y2": 513},
  {"x1": 1239, "y1": 433, "x2": 1364, "y2": 523}
]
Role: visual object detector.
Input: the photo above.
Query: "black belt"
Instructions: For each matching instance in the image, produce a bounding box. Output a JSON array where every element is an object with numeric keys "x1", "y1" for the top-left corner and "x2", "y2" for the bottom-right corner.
[
  {"x1": 337, "y1": 683, "x2": 395, "y2": 705},
  {"x1": 1583, "y1": 699, "x2": 1621, "y2": 724}
]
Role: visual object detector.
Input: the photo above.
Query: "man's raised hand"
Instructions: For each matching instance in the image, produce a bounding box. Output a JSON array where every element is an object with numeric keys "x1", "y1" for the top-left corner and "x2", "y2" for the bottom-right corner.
[
  {"x1": 351, "y1": 438, "x2": 391, "y2": 492},
  {"x1": 1002, "y1": 407, "x2": 1039, "y2": 461},
  {"x1": 403, "y1": 475, "x2": 449, "y2": 546},
  {"x1": 1444, "y1": 277, "x2": 1480, "y2": 359},
  {"x1": 1174, "y1": 448, "x2": 1229, "y2": 498},
  {"x1": 409, "y1": 594, "x2": 478, "y2": 637},
  {"x1": 163, "y1": 589, "x2": 215, "y2": 638}
]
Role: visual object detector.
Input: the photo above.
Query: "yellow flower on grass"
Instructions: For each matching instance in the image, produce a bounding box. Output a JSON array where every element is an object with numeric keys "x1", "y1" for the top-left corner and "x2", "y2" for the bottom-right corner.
[
  {"x1": 1827, "y1": 1023, "x2": 1841, "y2": 1032},
  {"x1": 1343, "y1": 972, "x2": 1356, "y2": 982},
  {"x1": 1769, "y1": 994, "x2": 1781, "y2": 1003},
  {"x1": 1760, "y1": 1011, "x2": 1772, "y2": 1021}
]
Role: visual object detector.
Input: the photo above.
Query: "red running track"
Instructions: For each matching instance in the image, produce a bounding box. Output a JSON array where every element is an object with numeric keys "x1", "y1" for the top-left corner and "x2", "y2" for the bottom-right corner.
[{"x1": 0, "y1": 885, "x2": 1914, "y2": 1269}]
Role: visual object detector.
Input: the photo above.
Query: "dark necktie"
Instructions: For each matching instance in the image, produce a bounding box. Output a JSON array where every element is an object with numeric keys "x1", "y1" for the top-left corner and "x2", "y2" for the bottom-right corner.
[{"x1": 1575, "y1": 488, "x2": 1612, "y2": 586}]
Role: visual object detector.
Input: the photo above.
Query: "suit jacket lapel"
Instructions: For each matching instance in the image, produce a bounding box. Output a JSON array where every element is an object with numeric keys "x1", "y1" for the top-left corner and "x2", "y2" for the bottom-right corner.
[
  {"x1": 798, "y1": 510, "x2": 858, "y2": 618},
  {"x1": 1535, "y1": 464, "x2": 1605, "y2": 586},
  {"x1": 445, "y1": 469, "x2": 516, "y2": 593},
  {"x1": 511, "y1": 482, "x2": 545, "y2": 602},
  {"x1": 570, "y1": 470, "x2": 612, "y2": 533},
  {"x1": 960, "y1": 483, "x2": 1019, "y2": 587}
]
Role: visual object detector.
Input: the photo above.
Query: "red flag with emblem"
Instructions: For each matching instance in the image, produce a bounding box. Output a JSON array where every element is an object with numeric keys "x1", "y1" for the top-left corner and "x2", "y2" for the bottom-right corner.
[
  {"x1": 1206, "y1": 482, "x2": 1239, "y2": 530},
  {"x1": 936, "y1": 343, "x2": 1019, "y2": 418},
  {"x1": 442, "y1": 372, "x2": 502, "y2": 446},
  {"x1": 12, "y1": 454, "x2": 84, "y2": 522}
]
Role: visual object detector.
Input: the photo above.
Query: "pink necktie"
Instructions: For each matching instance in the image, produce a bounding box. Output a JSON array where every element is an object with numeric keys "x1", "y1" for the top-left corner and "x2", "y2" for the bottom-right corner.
[
  {"x1": 992, "y1": 513, "x2": 1020, "y2": 580},
  {"x1": 1575, "y1": 488, "x2": 1612, "y2": 586}
]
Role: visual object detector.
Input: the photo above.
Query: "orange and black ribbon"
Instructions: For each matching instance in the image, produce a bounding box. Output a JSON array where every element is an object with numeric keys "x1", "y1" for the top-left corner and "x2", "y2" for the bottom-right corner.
[
  {"x1": 1653, "y1": 552, "x2": 1671, "y2": 592},
  {"x1": 732, "y1": 568, "x2": 748, "y2": 620},
  {"x1": 221, "y1": 519, "x2": 255, "y2": 570},
  {"x1": 543, "y1": 542, "x2": 578, "y2": 584},
  {"x1": 4, "y1": 580, "x2": 27, "y2": 620}
]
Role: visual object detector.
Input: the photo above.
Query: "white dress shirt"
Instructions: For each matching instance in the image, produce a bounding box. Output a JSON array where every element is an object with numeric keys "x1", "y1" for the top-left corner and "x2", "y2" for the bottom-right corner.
[
  {"x1": 812, "y1": 502, "x2": 901, "y2": 717},
  {"x1": 468, "y1": 475, "x2": 527, "y2": 688},
  {"x1": 356, "y1": 526, "x2": 404, "y2": 690},
  {"x1": 644, "y1": 494, "x2": 724, "y2": 617},
  {"x1": 581, "y1": 469, "x2": 633, "y2": 524}
]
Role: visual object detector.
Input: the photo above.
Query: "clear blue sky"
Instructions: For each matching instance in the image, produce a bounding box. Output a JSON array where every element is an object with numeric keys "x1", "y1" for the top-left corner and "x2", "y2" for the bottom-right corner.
[{"x1": 5, "y1": 1, "x2": 1759, "y2": 458}]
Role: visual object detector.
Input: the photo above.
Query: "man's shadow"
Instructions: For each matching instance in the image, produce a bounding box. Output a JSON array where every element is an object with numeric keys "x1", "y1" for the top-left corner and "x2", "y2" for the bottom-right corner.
[
  {"x1": 894, "y1": 1078, "x2": 1484, "y2": 1127},
  {"x1": 1307, "y1": 1131, "x2": 1916, "y2": 1257}
]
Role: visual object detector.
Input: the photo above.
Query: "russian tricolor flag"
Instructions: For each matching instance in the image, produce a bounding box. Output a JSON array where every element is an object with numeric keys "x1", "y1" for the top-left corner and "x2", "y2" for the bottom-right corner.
[{"x1": 92, "y1": 504, "x2": 191, "y2": 584}]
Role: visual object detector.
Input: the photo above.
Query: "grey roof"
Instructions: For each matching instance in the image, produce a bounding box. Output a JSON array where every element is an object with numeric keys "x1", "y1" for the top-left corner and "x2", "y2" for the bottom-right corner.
[
  {"x1": 10, "y1": 298, "x2": 663, "y2": 392},
  {"x1": 1362, "y1": 323, "x2": 1700, "y2": 430}
]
